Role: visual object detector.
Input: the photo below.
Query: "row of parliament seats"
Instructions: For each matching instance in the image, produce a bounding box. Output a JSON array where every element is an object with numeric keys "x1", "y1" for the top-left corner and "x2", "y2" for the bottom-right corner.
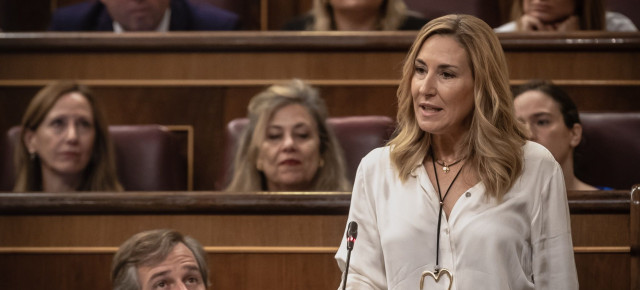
[
  {"x1": 0, "y1": 31, "x2": 638, "y2": 189},
  {"x1": 1, "y1": 0, "x2": 638, "y2": 31},
  {"x1": 1, "y1": 112, "x2": 638, "y2": 191},
  {"x1": 0, "y1": 116, "x2": 396, "y2": 191},
  {"x1": 0, "y1": 125, "x2": 189, "y2": 191}
]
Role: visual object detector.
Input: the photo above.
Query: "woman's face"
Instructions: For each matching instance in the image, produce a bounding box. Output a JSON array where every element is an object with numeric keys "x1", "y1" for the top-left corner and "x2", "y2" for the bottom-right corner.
[
  {"x1": 329, "y1": 0, "x2": 384, "y2": 11},
  {"x1": 257, "y1": 104, "x2": 322, "y2": 191},
  {"x1": 411, "y1": 34, "x2": 475, "y2": 138},
  {"x1": 514, "y1": 89, "x2": 580, "y2": 164},
  {"x1": 523, "y1": 0, "x2": 576, "y2": 23},
  {"x1": 25, "y1": 92, "x2": 96, "y2": 178}
]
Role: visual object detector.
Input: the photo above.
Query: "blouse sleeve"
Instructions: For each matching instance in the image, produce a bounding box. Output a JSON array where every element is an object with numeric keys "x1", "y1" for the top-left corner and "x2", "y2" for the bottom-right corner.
[
  {"x1": 335, "y1": 156, "x2": 387, "y2": 289},
  {"x1": 531, "y1": 163, "x2": 579, "y2": 289}
]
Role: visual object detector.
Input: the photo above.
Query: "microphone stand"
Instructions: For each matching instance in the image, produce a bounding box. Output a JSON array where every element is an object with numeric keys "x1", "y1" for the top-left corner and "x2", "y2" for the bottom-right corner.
[{"x1": 341, "y1": 245, "x2": 353, "y2": 290}]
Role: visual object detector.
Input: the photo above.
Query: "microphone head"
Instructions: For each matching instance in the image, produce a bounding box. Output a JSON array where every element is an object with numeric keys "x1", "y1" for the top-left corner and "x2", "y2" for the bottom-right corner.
[
  {"x1": 347, "y1": 221, "x2": 358, "y2": 239},
  {"x1": 346, "y1": 221, "x2": 358, "y2": 250}
]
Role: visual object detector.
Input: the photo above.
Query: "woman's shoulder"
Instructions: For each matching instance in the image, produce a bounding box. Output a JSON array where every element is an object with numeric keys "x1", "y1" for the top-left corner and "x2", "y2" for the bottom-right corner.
[
  {"x1": 494, "y1": 21, "x2": 517, "y2": 32},
  {"x1": 606, "y1": 11, "x2": 638, "y2": 32},
  {"x1": 361, "y1": 146, "x2": 391, "y2": 163},
  {"x1": 523, "y1": 141, "x2": 558, "y2": 169}
]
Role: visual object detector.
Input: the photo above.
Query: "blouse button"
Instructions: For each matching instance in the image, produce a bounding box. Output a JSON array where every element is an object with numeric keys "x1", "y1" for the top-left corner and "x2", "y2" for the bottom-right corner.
[
  {"x1": 465, "y1": 192, "x2": 471, "y2": 198},
  {"x1": 445, "y1": 229, "x2": 449, "y2": 235}
]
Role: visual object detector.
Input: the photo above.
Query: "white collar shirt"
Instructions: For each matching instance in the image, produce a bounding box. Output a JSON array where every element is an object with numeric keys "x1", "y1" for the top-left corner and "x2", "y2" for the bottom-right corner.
[
  {"x1": 336, "y1": 141, "x2": 578, "y2": 290},
  {"x1": 113, "y1": 9, "x2": 171, "y2": 33}
]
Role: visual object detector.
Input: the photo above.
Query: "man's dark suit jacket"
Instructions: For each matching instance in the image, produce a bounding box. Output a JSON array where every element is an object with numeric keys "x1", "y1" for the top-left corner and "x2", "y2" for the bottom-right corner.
[{"x1": 49, "y1": 0, "x2": 239, "y2": 31}]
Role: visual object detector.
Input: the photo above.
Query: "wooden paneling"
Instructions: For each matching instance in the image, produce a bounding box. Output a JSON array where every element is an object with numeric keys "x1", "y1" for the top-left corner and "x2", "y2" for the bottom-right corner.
[
  {"x1": 0, "y1": 32, "x2": 639, "y2": 189},
  {"x1": 0, "y1": 252, "x2": 341, "y2": 290},
  {"x1": 574, "y1": 253, "x2": 630, "y2": 290},
  {"x1": 0, "y1": 190, "x2": 637, "y2": 290},
  {"x1": 631, "y1": 184, "x2": 640, "y2": 290}
]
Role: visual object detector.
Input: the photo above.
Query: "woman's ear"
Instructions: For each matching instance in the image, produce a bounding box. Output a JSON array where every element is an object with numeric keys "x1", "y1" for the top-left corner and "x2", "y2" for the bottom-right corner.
[
  {"x1": 23, "y1": 130, "x2": 36, "y2": 154},
  {"x1": 569, "y1": 123, "x2": 583, "y2": 148}
]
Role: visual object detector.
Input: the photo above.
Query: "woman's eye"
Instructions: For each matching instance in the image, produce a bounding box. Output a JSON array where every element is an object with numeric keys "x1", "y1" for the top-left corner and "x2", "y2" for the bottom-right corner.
[
  {"x1": 441, "y1": 72, "x2": 455, "y2": 79},
  {"x1": 295, "y1": 133, "x2": 310, "y2": 139},
  {"x1": 153, "y1": 281, "x2": 167, "y2": 289},
  {"x1": 414, "y1": 66, "x2": 426, "y2": 74},
  {"x1": 267, "y1": 134, "x2": 282, "y2": 140},
  {"x1": 78, "y1": 119, "x2": 93, "y2": 129},
  {"x1": 535, "y1": 119, "x2": 550, "y2": 126},
  {"x1": 49, "y1": 119, "x2": 65, "y2": 127},
  {"x1": 186, "y1": 277, "x2": 199, "y2": 284}
]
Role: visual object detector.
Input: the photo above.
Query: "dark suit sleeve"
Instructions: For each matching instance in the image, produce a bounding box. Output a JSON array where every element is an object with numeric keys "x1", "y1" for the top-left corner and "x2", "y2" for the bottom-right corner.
[
  {"x1": 49, "y1": 1, "x2": 105, "y2": 31},
  {"x1": 180, "y1": 0, "x2": 239, "y2": 31}
]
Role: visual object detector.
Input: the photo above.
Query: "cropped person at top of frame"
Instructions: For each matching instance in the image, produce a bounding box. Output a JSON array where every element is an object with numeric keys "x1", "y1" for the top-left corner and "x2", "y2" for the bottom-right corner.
[
  {"x1": 335, "y1": 14, "x2": 577, "y2": 289},
  {"x1": 282, "y1": 0, "x2": 429, "y2": 31},
  {"x1": 225, "y1": 79, "x2": 351, "y2": 192},
  {"x1": 49, "y1": 0, "x2": 239, "y2": 32},
  {"x1": 513, "y1": 79, "x2": 601, "y2": 191},
  {"x1": 495, "y1": 0, "x2": 637, "y2": 32},
  {"x1": 14, "y1": 81, "x2": 123, "y2": 192}
]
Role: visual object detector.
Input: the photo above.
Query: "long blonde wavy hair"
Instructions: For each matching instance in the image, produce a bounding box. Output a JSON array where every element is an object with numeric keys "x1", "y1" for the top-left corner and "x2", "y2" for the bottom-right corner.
[
  {"x1": 225, "y1": 79, "x2": 351, "y2": 192},
  {"x1": 388, "y1": 14, "x2": 527, "y2": 200},
  {"x1": 311, "y1": 0, "x2": 409, "y2": 30}
]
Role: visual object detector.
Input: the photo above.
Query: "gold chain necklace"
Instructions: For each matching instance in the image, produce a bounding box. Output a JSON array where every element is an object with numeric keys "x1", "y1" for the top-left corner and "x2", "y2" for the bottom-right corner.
[{"x1": 434, "y1": 158, "x2": 464, "y2": 173}]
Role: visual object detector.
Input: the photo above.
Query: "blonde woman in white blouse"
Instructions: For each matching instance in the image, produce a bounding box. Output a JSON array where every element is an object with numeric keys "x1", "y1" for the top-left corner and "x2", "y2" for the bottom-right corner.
[{"x1": 335, "y1": 14, "x2": 578, "y2": 289}]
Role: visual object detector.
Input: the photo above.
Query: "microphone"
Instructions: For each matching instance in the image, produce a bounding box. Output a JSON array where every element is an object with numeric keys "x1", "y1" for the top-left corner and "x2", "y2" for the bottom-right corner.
[
  {"x1": 346, "y1": 221, "x2": 358, "y2": 250},
  {"x1": 342, "y1": 221, "x2": 358, "y2": 290}
]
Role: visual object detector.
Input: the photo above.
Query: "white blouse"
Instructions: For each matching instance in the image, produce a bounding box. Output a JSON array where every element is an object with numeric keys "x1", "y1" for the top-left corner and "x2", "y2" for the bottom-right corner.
[
  {"x1": 494, "y1": 11, "x2": 638, "y2": 32},
  {"x1": 335, "y1": 142, "x2": 578, "y2": 290}
]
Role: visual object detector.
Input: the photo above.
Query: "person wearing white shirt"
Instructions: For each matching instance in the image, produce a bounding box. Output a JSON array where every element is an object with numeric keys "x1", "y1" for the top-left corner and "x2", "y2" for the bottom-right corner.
[
  {"x1": 495, "y1": 0, "x2": 637, "y2": 32},
  {"x1": 335, "y1": 14, "x2": 578, "y2": 290}
]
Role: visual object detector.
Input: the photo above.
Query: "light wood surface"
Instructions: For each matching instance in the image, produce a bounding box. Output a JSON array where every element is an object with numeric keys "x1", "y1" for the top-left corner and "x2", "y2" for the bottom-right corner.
[{"x1": 0, "y1": 190, "x2": 637, "y2": 289}]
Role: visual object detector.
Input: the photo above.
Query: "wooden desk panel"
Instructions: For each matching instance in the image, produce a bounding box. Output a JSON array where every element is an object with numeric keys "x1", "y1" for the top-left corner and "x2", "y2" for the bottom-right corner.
[
  {"x1": 1, "y1": 32, "x2": 638, "y2": 82},
  {"x1": 0, "y1": 190, "x2": 637, "y2": 290},
  {"x1": 505, "y1": 51, "x2": 640, "y2": 80},
  {"x1": 0, "y1": 252, "x2": 341, "y2": 290}
]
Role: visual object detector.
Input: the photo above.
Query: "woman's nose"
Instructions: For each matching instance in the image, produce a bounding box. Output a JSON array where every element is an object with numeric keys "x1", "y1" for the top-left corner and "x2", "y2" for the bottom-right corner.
[
  {"x1": 418, "y1": 74, "x2": 436, "y2": 97},
  {"x1": 65, "y1": 124, "x2": 79, "y2": 141},
  {"x1": 526, "y1": 124, "x2": 538, "y2": 141},
  {"x1": 282, "y1": 134, "x2": 295, "y2": 150}
]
